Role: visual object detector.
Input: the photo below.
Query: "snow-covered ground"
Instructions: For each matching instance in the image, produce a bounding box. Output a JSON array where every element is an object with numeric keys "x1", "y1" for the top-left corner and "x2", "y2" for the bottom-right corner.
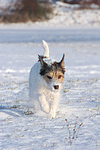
[
  {"x1": 0, "y1": 27, "x2": 100, "y2": 149},
  {"x1": 0, "y1": 1, "x2": 100, "y2": 150}
]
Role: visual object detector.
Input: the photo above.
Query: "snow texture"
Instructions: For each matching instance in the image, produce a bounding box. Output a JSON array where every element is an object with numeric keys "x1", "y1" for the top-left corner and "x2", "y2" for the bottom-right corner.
[{"x1": 0, "y1": 1, "x2": 100, "y2": 150}]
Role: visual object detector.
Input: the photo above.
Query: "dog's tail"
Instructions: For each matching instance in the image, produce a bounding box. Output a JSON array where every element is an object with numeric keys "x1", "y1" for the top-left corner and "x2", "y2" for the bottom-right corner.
[{"x1": 42, "y1": 40, "x2": 49, "y2": 58}]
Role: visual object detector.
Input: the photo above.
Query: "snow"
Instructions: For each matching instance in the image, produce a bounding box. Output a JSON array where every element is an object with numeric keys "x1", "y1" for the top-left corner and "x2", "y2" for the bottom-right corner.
[
  {"x1": 0, "y1": 30, "x2": 100, "y2": 150},
  {"x1": 0, "y1": 1, "x2": 100, "y2": 150},
  {"x1": 0, "y1": 0, "x2": 12, "y2": 7}
]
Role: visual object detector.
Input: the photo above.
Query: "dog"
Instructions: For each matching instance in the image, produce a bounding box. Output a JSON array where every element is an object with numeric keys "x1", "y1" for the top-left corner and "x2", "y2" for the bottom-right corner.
[{"x1": 29, "y1": 40, "x2": 65, "y2": 118}]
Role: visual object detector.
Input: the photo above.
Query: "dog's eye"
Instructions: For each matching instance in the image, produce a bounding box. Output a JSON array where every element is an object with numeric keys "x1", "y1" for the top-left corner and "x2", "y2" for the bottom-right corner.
[
  {"x1": 58, "y1": 75, "x2": 62, "y2": 79},
  {"x1": 47, "y1": 75, "x2": 52, "y2": 80}
]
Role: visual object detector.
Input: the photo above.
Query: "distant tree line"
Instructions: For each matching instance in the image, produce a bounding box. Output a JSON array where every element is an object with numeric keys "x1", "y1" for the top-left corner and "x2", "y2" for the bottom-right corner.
[
  {"x1": 0, "y1": 0, "x2": 53, "y2": 23},
  {"x1": 64, "y1": 0, "x2": 100, "y2": 5}
]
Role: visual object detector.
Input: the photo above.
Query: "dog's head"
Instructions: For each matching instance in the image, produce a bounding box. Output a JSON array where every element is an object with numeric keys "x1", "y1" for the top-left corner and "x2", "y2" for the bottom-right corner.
[{"x1": 38, "y1": 54, "x2": 65, "y2": 92}]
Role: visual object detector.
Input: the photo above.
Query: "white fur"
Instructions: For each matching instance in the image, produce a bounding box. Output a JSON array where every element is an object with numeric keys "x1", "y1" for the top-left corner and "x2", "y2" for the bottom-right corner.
[
  {"x1": 29, "y1": 40, "x2": 62, "y2": 118},
  {"x1": 42, "y1": 40, "x2": 49, "y2": 57}
]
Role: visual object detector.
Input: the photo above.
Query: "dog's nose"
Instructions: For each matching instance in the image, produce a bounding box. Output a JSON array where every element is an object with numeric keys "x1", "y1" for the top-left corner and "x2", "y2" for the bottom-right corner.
[{"x1": 54, "y1": 85, "x2": 59, "y2": 90}]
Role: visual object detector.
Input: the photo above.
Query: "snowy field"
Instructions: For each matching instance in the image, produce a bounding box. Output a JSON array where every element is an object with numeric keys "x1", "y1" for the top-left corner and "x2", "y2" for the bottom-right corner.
[
  {"x1": 0, "y1": 1, "x2": 100, "y2": 150},
  {"x1": 0, "y1": 27, "x2": 100, "y2": 150}
]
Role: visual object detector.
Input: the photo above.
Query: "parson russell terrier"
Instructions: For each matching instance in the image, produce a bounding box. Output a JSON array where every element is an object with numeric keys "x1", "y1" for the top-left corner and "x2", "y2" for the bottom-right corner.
[{"x1": 29, "y1": 40, "x2": 65, "y2": 118}]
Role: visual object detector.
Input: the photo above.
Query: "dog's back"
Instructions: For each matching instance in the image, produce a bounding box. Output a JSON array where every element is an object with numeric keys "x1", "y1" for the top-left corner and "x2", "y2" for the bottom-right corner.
[{"x1": 29, "y1": 40, "x2": 50, "y2": 98}]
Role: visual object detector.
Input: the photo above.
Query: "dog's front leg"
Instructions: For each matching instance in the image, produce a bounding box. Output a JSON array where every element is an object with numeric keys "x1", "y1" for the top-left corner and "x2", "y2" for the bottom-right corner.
[
  {"x1": 49, "y1": 102, "x2": 57, "y2": 119},
  {"x1": 49, "y1": 96, "x2": 59, "y2": 118},
  {"x1": 39, "y1": 94, "x2": 49, "y2": 114}
]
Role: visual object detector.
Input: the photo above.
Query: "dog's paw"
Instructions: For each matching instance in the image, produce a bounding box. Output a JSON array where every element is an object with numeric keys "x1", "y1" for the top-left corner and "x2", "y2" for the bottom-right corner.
[
  {"x1": 43, "y1": 108, "x2": 49, "y2": 114},
  {"x1": 48, "y1": 111, "x2": 56, "y2": 119},
  {"x1": 42, "y1": 105, "x2": 49, "y2": 114}
]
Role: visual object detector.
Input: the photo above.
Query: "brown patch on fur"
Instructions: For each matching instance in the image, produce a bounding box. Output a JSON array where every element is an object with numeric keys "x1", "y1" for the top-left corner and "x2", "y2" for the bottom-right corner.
[
  {"x1": 43, "y1": 70, "x2": 64, "y2": 84},
  {"x1": 59, "y1": 54, "x2": 65, "y2": 69},
  {"x1": 38, "y1": 55, "x2": 47, "y2": 62}
]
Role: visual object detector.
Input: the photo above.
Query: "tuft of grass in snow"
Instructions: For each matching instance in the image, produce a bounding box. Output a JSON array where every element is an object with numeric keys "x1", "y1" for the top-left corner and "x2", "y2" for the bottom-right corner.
[
  {"x1": 64, "y1": 117, "x2": 83, "y2": 145},
  {"x1": 24, "y1": 110, "x2": 34, "y2": 115}
]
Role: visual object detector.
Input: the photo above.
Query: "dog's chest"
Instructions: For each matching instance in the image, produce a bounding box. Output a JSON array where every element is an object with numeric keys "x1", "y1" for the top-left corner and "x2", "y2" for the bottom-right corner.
[{"x1": 42, "y1": 88, "x2": 59, "y2": 103}]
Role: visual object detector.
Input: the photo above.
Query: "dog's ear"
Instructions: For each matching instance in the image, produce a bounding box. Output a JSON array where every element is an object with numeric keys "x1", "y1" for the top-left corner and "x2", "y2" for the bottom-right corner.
[
  {"x1": 38, "y1": 55, "x2": 47, "y2": 68},
  {"x1": 59, "y1": 54, "x2": 65, "y2": 69}
]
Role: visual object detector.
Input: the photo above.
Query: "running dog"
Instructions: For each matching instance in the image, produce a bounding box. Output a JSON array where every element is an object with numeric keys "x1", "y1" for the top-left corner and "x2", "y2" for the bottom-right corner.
[{"x1": 29, "y1": 40, "x2": 65, "y2": 118}]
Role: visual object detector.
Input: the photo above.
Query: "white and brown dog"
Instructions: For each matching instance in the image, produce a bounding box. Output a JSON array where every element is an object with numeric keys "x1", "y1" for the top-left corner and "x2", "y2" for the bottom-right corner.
[{"x1": 29, "y1": 40, "x2": 65, "y2": 118}]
